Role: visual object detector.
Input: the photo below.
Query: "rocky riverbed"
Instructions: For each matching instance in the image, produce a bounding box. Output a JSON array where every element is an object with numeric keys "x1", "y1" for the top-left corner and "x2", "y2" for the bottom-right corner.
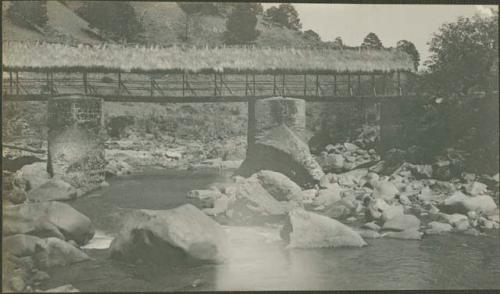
[{"x1": 2, "y1": 138, "x2": 499, "y2": 292}]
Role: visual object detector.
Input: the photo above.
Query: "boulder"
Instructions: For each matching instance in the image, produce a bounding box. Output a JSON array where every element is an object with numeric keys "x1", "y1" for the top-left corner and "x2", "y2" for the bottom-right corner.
[
  {"x1": 383, "y1": 228, "x2": 422, "y2": 240},
  {"x1": 382, "y1": 214, "x2": 420, "y2": 232},
  {"x1": 438, "y1": 213, "x2": 468, "y2": 227},
  {"x1": 356, "y1": 229, "x2": 382, "y2": 239},
  {"x1": 407, "y1": 164, "x2": 433, "y2": 179},
  {"x1": 336, "y1": 168, "x2": 369, "y2": 187},
  {"x1": 13, "y1": 162, "x2": 50, "y2": 191},
  {"x1": 464, "y1": 181, "x2": 488, "y2": 196},
  {"x1": 26, "y1": 178, "x2": 77, "y2": 202},
  {"x1": 34, "y1": 238, "x2": 90, "y2": 269},
  {"x1": 441, "y1": 192, "x2": 497, "y2": 215},
  {"x1": 110, "y1": 204, "x2": 229, "y2": 264},
  {"x1": 105, "y1": 158, "x2": 132, "y2": 178},
  {"x1": 255, "y1": 170, "x2": 301, "y2": 201},
  {"x1": 317, "y1": 153, "x2": 345, "y2": 172},
  {"x1": 361, "y1": 222, "x2": 381, "y2": 231},
  {"x1": 281, "y1": 208, "x2": 367, "y2": 248},
  {"x1": 366, "y1": 198, "x2": 404, "y2": 222},
  {"x1": 187, "y1": 189, "x2": 224, "y2": 208},
  {"x1": 424, "y1": 222, "x2": 453, "y2": 235},
  {"x1": 372, "y1": 181, "x2": 399, "y2": 201},
  {"x1": 3, "y1": 202, "x2": 94, "y2": 245},
  {"x1": 236, "y1": 125, "x2": 324, "y2": 187},
  {"x1": 215, "y1": 177, "x2": 287, "y2": 225},
  {"x1": 203, "y1": 195, "x2": 230, "y2": 216},
  {"x1": 313, "y1": 183, "x2": 341, "y2": 207},
  {"x1": 42, "y1": 284, "x2": 79, "y2": 292},
  {"x1": 4, "y1": 234, "x2": 43, "y2": 257},
  {"x1": 7, "y1": 187, "x2": 27, "y2": 204},
  {"x1": 322, "y1": 203, "x2": 353, "y2": 220},
  {"x1": 291, "y1": 189, "x2": 317, "y2": 204}
]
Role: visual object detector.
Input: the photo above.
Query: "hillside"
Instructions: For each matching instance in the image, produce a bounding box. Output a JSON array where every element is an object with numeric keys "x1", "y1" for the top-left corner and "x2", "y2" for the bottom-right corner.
[
  {"x1": 2, "y1": 1, "x2": 104, "y2": 44},
  {"x1": 2, "y1": 1, "x2": 319, "y2": 47}
]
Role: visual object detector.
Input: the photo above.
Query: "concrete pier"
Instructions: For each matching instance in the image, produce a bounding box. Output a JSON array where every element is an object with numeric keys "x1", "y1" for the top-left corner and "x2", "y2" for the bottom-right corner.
[
  {"x1": 47, "y1": 95, "x2": 105, "y2": 188},
  {"x1": 240, "y1": 97, "x2": 323, "y2": 187}
]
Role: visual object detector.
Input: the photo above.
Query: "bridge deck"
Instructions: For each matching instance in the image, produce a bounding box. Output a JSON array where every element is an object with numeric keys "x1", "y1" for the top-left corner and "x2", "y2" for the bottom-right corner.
[{"x1": 3, "y1": 69, "x2": 413, "y2": 102}]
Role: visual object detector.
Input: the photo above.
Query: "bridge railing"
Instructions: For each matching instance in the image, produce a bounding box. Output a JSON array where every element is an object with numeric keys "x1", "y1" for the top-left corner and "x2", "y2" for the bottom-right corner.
[{"x1": 2, "y1": 69, "x2": 412, "y2": 101}]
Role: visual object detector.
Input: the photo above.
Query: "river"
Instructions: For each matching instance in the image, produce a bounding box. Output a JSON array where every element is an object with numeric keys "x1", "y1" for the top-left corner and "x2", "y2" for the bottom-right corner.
[{"x1": 42, "y1": 170, "x2": 500, "y2": 291}]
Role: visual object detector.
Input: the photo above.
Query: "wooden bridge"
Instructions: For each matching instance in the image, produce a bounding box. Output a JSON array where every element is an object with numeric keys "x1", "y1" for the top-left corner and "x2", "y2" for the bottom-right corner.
[
  {"x1": 2, "y1": 68, "x2": 414, "y2": 103},
  {"x1": 2, "y1": 42, "x2": 417, "y2": 103}
]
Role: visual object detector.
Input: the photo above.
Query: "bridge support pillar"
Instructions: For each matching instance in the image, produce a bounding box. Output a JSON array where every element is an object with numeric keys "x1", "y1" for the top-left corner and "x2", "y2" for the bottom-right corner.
[
  {"x1": 47, "y1": 95, "x2": 106, "y2": 189},
  {"x1": 254, "y1": 97, "x2": 306, "y2": 141},
  {"x1": 379, "y1": 100, "x2": 402, "y2": 153}
]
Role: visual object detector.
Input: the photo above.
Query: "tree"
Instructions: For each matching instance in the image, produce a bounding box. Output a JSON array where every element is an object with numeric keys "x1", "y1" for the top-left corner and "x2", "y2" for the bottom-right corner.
[
  {"x1": 303, "y1": 29, "x2": 321, "y2": 43},
  {"x1": 77, "y1": 2, "x2": 143, "y2": 42},
  {"x1": 332, "y1": 36, "x2": 344, "y2": 49},
  {"x1": 397, "y1": 40, "x2": 420, "y2": 71},
  {"x1": 425, "y1": 13, "x2": 498, "y2": 96},
  {"x1": 361, "y1": 32, "x2": 383, "y2": 49},
  {"x1": 7, "y1": 0, "x2": 48, "y2": 28},
  {"x1": 223, "y1": 3, "x2": 260, "y2": 44},
  {"x1": 265, "y1": 4, "x2": 302, "y2": 31}
]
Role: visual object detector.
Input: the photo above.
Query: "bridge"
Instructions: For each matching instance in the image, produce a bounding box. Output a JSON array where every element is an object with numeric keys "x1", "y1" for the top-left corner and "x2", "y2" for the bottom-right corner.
[{"x1": 2, "y1": 41, "x2": 419, "y2": 188}]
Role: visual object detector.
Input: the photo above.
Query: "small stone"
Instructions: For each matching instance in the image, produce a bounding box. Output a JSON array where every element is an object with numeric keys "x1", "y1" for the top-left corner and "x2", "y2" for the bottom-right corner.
[
  {"x1": 10, "y1": 276, "x2": 25, "y2": 292},
  {"x1": 33, "y1": 270, "x2": 50, "y2": 282},
  {"x1": 361, "y1": 222, "x2": 381, "y2": 231},
  {"x1": 345, "y1": 217, "x2": 357, "y2": 223},
  {"x1": 344, "y1": 142, "x2": 358, "y2": 151}
]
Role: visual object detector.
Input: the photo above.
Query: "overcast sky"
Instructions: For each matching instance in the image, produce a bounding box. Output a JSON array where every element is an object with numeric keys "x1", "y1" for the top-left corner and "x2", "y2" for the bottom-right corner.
[{"x1": 263, "y1": 4, "x2": 497, "y2": 68}]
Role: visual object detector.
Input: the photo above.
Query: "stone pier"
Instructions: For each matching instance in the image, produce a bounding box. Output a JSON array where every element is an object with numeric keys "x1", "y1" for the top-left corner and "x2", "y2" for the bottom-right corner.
[
  {"x1": 47, "y1": 95, "x2": 106, "y2": 189},
  {"x1": 240, "y1": 97, "x2": 323, "y2": 187}
]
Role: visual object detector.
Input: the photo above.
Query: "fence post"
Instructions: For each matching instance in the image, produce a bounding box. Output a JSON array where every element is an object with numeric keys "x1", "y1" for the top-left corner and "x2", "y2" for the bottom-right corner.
[
  {"x1": 282, "y1": 73, "x2": 285, "y2": 96},
  {"x1": 245, "y1": 71, "x2": 248, "y2": 96},
  {"x1": 117, "y1": 72, "x2": 122, "y2": 96},
  {"x1": 16, "y1": 71, "x2": 19, "y2": 95},
  {"x1": 273, "y1": 73, "x2": 276, "y2": 96},
  {"x1": 83, "y1": 72, "x2": 88, "y2": 95},
  {"x1": 347, "y1": 73, "x2": 352, "y2": 96},
  {"x1": 333, "y1": 73, "x2": 337, "y2": 97},
  {"x1": 315, "y1": 74, "x2": 319, "y2": 97},
  {"x1": 397, "y1": 70, "x2": 402, "y2": 96},
  {"x1": 303, "y1": 73, "x2": 307, "y2": 96},
  {"x1": 253, "y1": 73, "x2": 256, "y2": 95},
  {"x1": 9, "y1": 69, "x2": 13, "y2": 95}
]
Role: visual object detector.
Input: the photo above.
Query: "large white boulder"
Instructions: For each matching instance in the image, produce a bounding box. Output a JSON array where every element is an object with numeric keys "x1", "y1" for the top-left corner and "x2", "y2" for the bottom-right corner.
[
  {"x1": 382, "y1": 214, "x2": 421, "y2": 232},
  {"x1": 110, "y1": 204, "x2": 229, "y2": 264},
  {"x1": 26, "y1": 178, "x2": 77, "y2": 202},
  {"x1": 372, "y1": 180, "x2": 399, "y2": 201},
  {"x1": 255, "y1": 170, "x2": 301, "y2": 201},
  {"x1": 313, "y1": 183, "x2": 342, "y2": 207},
  {"x1": 281, "y1": 208, "x2": 367, "y2": 248},
  {"x1": 34, "y1": 237, "x2": 90, "y2": 269},
  {"x1": 13, "y1": 162, "x2": 50, "y2": 191},
  {"x1": 4, "y1": 234, "x2": 43, "y2": 257},
  {"x1": 424, "y1": 222, "x2": 453, "y2": 235},
  {"x1": 441, "y1": 191, "x2": 497, "y2": 215},
  {"x1": 3, "y1": 202, "x2": 94, "y2": 245}
]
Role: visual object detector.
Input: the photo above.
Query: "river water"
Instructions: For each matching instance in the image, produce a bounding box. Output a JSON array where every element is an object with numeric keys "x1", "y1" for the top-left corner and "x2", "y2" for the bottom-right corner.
[{"x1": 44, "y1": 170, "x2": 500, "y2": 291}]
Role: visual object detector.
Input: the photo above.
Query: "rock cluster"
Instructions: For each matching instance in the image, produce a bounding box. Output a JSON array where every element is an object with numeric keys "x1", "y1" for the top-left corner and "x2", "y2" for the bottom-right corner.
[{"x1": 316, "y1": 142, "x2": 380, "y2": 173}]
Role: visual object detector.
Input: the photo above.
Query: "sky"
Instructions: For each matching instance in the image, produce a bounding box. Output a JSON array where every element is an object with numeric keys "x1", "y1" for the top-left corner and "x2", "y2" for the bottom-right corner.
[{"x1": 263, "y1": 4, "x2": 497, "y2": 69}]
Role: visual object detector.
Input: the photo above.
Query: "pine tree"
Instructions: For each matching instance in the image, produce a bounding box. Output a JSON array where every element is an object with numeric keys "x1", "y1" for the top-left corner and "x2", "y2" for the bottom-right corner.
[
  {"x1": 223, "y1": 3, "x2": 260, "y2": 45},
  {"x1": 332, "y1": 36, "x2": 344, "y2": 49},
  {"x1": 361, "y1": 32, "x2": 383, "y2": 49},
  {"x1": 265, "y1": 4, "x2": 302, "y2": 31},
  {"x1": 397, "y1": 40, "x2": 420, "y2": 71},
  {"x1": 78, "y1": 2, "x2": 143, "y2": 42}
]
